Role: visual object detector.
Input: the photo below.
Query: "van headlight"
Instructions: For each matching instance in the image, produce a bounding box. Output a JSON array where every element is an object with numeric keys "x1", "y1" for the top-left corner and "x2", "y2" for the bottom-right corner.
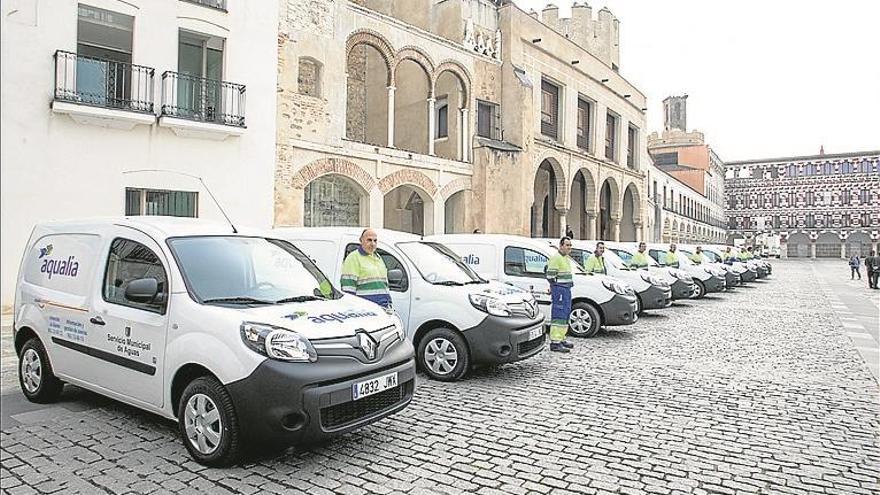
[
  {"x1": 640, "y1": 273, "x2": 668, "y2": 287},
  {"x1": 240, "y1": 322, "x2": 317, "y2": 363},
  {"x1": 469, "y1": 293, "x2": 511, "y2": 317},
  {"x1": 385, "y1": 307, "x2": 406, "y2": 340},
  {"x1": 602, "y1": 279, "x2": 631, "y2": 295}
]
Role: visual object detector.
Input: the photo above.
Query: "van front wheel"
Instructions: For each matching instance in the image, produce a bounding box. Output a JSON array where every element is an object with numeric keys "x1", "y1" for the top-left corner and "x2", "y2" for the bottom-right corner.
[
  {"x1": 19, "y1": 337, "x2": 63, "y2": 403},
  {"x1": 178, "y1": 376, "x2": 242, "y2": 467},
  {"x1": 691, "y1": 280, "x2": 706, "y2": 299},
  {"x1": 568, "y1": 303, "x2": 601, "y2": 338},
  {"x1": 417, "y1": 328, "x2": 470, "y2": 382}
]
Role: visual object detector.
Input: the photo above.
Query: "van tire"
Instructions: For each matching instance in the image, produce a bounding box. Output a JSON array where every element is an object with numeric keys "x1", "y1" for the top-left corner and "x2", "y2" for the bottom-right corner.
[
  {"x1": 178, "y1": 376, "x2": 241, "y2": 467},
  {"x1": 18, "y1": 337, "x2": 63, "y2": 403},
  {"x1": 417, "y1": 328, "x2": 470, "y2": 382},
  {"x1": 691, "y1": 280, "x2": 706, "y2": 299},
  {"x1": 568, "y1": 302, "x2": 601, "y2": 338}
]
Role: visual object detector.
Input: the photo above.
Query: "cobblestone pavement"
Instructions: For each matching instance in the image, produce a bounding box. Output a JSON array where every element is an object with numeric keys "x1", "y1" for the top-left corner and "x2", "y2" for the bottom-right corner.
[{"x1": 1, "y1": 261, "x2": 879, "y2": 494}]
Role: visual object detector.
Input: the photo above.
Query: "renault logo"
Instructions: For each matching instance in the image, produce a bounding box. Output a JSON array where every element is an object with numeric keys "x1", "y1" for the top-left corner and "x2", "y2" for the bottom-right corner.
[{"x1": 357, "y1": 332, "x2": 377, "y2": 360}]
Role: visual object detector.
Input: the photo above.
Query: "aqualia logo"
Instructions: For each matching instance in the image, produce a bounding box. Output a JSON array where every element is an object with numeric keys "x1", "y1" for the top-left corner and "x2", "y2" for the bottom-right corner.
[
  {"x1": 38, "y1": 244, "x2": 79, "y2": 280},
  {"x1": 282, "y1": 311, "x2": 308, "y2": 321},
  {"x1": 308, "y1": 309, "x2": 378, "y2": 324},
  {"x1": 461, "y1": 254, "x2": 480, "y2": 265}
]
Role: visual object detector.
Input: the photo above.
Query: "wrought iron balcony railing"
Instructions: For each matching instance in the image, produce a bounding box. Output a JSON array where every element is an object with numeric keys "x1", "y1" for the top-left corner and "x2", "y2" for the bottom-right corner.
[
  {"x1": 181, "y1": 0, "x2": 227, "y2": 11},
  {"x1": 54, "y1": 50, "x2": 155, "y2": 113},
  {"x1": 160, "y1": 71, "x2": 245, "y2": 127}
]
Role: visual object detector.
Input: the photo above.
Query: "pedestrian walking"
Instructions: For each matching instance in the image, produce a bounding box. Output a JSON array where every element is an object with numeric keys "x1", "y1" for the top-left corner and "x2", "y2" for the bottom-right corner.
[
  {"x1": 546, "y1": 237, "x2": 575, "y2": 353},
  {"x1": 629, "y1": 242, "x2": 651, "y2": 269},
  {"x1": 341, "y1": 228, "x2": 392, "y2": 308},
  {"x1": 584, "y1": 241, "x2": 608, "y2": 274},
  {"x1": 849, "y1": 254, "x2": 862, "y2": 280},
  {"x1": 867, "y1": 251, "x2": 880, "y2": 289},
  {"x1": 565, "y1": 225, "x2": 574, "y2": 240}
]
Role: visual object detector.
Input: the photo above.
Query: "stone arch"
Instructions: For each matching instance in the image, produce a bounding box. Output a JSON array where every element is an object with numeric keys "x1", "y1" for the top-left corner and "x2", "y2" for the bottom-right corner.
[
  {"x1": 377, "y1": 168, "x2": 438, "y2": 196},
  {"x1": 440, "y1": 177, "x2": 473, "y2": 199},
  {"x1": 432, "y1": 60, "x2": 472, "y2": 103},
  {"x1": 394, "y1": 46, "x2": 435, "y2": 84},
  {"x1": 620, "y1": 181, "x2": 641, "y2": 242},
  {"x1": 346, "y1": 29, "x2": 395, "y2": 85},
  {"x1": 598, "y1": 176, "x2": 620, "y2": 240},
  {"x1": 568, "y1": 167, "x2": 597, "y2": 239},
  {"x1": 534, "y1": 153, "x2": 568, "y2": 209},
  {"x1": 291, "y1": 158, "x2": 376, "y2": 191}
]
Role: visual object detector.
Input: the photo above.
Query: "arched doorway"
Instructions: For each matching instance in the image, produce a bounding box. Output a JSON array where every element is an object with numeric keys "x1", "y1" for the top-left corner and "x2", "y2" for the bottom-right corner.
[
  {"x1": 568, "y1": 169, "x2": 596, "y2": 239},
  {"x1": 444, "y1": 190, "x2": 468, "y2": 233},
  {"x1": 531, "y1": 159, "x2": 562, "y2": 238},
  {"x1": 620, "y1": 183, "x2": 640, "y2": 241},
  {"x1": 598, "y1": 178, "x2": 619, "y2": 240},
  {"x1": 384, "y1": 184, "x2": 433, "y2": 235},
  {"x1": 346, "y1": 42, "x2": 390, "y2": 146},
  {"x1": 816, "y1": 232, "x2": 841, "y2": 258},
  {"x1": 303, "y1": 174, "x2": 367, "y2": 227},
  {"x1": 846, "y1": 231, "x2": 872, "y2": 257},
  {"x1": 393, "y1": 58, "x2": 431, "y2": 154}
]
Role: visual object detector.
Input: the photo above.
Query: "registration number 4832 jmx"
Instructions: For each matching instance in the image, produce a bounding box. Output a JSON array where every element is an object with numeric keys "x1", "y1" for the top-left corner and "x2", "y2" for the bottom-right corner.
[{"x1": 352, "y1": 372, "x2": 398, "y2": 401}]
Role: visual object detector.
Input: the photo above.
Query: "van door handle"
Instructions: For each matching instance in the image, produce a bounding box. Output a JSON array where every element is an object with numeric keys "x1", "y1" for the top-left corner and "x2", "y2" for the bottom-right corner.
[{"x1": 90, "y1": 316, "x2": 106, "y2": 326}]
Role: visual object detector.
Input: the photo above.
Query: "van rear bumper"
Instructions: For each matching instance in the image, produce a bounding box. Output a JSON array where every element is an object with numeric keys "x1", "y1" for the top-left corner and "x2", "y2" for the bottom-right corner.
[
  {"x1": 225, "y1": 341, "x2": 415, "y2": 448},
  {"x1": 601, "y1": 294, "x2": 639, "y2": 326},
  {"x1": 463, "y1": 315, "x2": 546, "y2": 365}
]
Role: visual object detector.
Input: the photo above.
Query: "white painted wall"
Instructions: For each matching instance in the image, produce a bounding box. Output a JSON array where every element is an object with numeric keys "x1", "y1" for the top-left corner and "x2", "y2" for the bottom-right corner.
[{"x1": 0, "y1": 0, "x2": 279, "y2": 308}]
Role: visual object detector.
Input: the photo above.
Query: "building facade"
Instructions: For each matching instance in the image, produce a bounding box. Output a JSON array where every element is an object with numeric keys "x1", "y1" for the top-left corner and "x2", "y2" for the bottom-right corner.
[
  {"x1": 0, "y1": 0, "x2": 279, "y2": 308},
  {"x1": 724, "y1": 150, "x2": 880, "y2": 258},
  {"x1": 274, "y1": 0, "x2": 650, "y2": 241},
  {"x1": 645, "y1": 96, "x2": 727, "y2": 244}
]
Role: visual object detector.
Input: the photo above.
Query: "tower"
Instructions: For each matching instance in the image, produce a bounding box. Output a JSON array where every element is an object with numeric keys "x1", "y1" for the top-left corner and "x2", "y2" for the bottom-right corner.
[{"x1": 663, "y1": 95, "x2": 688, "y2": 131}]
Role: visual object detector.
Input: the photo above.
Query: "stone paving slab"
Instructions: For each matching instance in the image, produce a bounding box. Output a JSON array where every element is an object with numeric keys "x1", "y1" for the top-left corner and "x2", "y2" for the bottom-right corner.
[{"x1": 0, "y1": 261, "x2": 878, "y2": 494}]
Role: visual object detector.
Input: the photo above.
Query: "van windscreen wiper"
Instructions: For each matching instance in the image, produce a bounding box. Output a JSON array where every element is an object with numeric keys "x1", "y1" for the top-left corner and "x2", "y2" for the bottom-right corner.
[
  {"x1": 434, "y1": 280, "x2": 465, "y2": 286},
  {"x1": 203, "y1": 296, "x2": 274, "y2": 305},
  {"x1": 275, "y1": 295, "x2": 327, "y2": 304}
]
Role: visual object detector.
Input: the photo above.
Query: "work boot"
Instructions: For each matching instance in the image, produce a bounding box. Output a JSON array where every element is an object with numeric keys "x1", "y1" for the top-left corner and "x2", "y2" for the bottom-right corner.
[
  {"x1": 549, "y1": 342, "x2": 570, "y2": 353},
  {"x1": 560, "y1": 340, "x2": 574, "y2": 349}
]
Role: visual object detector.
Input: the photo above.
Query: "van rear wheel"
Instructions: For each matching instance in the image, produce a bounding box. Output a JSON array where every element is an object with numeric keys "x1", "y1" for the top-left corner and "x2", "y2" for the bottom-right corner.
[
  {"x1": 19, "y1": 337, "x2": 63, "y2": 403},
  {"x1": 417, "y1": 328, "x2": 469, "y2": 382},
  {"x1": 568, "y1": 303, "x2": 601, "y2": 338},
  {"x1": 178, "y1": 376, "x2": 242, "y2": 467}
]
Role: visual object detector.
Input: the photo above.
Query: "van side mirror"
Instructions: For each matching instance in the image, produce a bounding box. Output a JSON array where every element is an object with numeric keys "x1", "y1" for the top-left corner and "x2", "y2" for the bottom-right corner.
[
  {"x1": 125, "y1": 278, "x2": 159, "y2": 303},
  {"x1": 387, "y1": 269, "x2": 404, "y2": 286}
]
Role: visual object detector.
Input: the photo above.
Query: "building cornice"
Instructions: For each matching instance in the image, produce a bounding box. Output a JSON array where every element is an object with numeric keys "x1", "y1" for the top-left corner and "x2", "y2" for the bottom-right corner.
[{"x1": 726, "y1": 150, "x2": 880, "y2": 166}]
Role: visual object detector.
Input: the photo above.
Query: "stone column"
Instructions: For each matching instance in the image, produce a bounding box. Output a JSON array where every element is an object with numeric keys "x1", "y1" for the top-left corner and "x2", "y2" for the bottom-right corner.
[
  {"x1": 810, "y1": 242, "x2": 816, "y2": 259},
  {"x1": 559, "y1": 209, "x2": 569, "y2": 239},
  {"x1": 586, "y1": 212, "x2": 597, "y2": 240},
  {"x1": 634, "y1": 221, "x2": 643, "y2": 242},
  {"x1": 780, "y1": 238, "x2": 788, "y2": 259},
  {"x1": 610, "y1": 218, "x2": 621, "y2": 241},
  {"x1": 427, "y1": 97, "x2": 436, "y2": 156},
  {"x1": 387, "y1": 86, "x2": 396, "y2": 148},
  {"x1": 460, "y1": 108, "x2": 470, "y2": 162}
]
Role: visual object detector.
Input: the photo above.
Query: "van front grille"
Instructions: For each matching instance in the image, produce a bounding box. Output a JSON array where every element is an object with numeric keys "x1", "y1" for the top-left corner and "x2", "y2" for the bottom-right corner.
[
  {"x1": 320, "y1": 381, "x2": 412, "y2": 430},
  {"x1": 518, "y1": 333, "x2": 545, "y2": 356}
]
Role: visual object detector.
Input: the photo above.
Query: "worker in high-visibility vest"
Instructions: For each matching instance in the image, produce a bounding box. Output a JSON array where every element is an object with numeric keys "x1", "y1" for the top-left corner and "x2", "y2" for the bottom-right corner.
[
  {"x1": 583, "y1": 242, "x2": 608, "y2": 274},
  {"x1": 340, "y1": 229, "x2": 391, "y2": 308},
  {"x1": 690, "y1": 246, "x2": 705, "y2": 264},
  {"x1": 546, "y1": 237, "x2": 575, "y2": 353},
  {"x1": 664, "y1": 243, "x2": 680, "y2": 268},
  {"x1": 629, "y1": 242, "x2": 651, "y2": 269}
]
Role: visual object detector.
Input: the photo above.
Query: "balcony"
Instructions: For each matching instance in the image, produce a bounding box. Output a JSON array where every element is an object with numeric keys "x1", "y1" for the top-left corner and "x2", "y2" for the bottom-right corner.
[
  {"x1": 159, "y1": 71, "x2": 245, "y2": 140},
  {"x1": 52, "y1": 50, "x2": 156, "y2": 129},
  {"x1": 181, "y1": 0, "x2": 227, "y2": 11}
]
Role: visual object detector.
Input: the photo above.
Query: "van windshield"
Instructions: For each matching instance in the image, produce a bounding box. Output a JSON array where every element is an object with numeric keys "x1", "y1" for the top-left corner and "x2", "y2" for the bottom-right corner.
[
  {"x1": 168, "y1": 236, "x2": 340, "y2": 305},
  {"x1": 397, "y1": 242, "x2": 485, "y2": 286},
  {"x1": 611, "y1": 248, "x2": 659, "y2": 267}
]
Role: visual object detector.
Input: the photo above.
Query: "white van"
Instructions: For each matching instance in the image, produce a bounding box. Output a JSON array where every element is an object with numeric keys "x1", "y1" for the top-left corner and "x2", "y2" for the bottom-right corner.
[
  {"x1": 638, "y1": 243, "x2": 727, "y2": 298},
  {"x1": 273, "y1": 228, "x2": 546, "y2": 382},
  {"x1": 546, "y1": 239, "x2": 672, "y2": 313},
  {"x1": 14, "y1": 217, "x2": 415, "y2": 466},
  {"x1": 677, "y1": 244, "x2": 743, "y2": 289},
  {"x1": 428, "y1": 234, "x2": 639, "y2": 338},
  {"x1": 600, "y1": 242, "x2": 695, "y2": 301}
]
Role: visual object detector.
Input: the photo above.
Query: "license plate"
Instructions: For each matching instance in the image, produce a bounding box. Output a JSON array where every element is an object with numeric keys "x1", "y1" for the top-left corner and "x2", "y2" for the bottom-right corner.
[
  {"x1": 352, "y1": 372, "x2": 398, "y2": 401},
  {"x1": 528, "y1": 326, "x2": 543, "y2": 341}
]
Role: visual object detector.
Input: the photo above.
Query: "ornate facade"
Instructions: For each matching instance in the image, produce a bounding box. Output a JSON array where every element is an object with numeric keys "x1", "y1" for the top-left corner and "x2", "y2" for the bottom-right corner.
[{"x1": 724, "y1": 150, "x2": 880, "y2": 258}]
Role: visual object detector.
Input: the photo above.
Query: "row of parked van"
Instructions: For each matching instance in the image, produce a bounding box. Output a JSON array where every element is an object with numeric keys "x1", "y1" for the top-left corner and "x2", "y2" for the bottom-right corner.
[{"x1": 13, "y1": 217, "x2": 772, "y2": 466}]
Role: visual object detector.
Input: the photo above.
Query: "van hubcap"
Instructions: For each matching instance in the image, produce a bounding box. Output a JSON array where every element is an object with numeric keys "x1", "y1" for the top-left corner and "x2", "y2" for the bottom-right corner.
[
  {"x1": 569, "y1": 309, "x2": 593, "y2": 334},
  {"x1": 185, "y1": 394, "x2": 222, "y2": 455},
  {"x1": 425, "y1": 338, "x2": 458, "y2": 375},
  {"x1": 21, "y1": 349, "x2": 41, "y2": 393}
]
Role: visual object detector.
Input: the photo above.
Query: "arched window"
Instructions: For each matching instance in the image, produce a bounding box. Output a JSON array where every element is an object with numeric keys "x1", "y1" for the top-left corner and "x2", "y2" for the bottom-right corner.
[{"x1": 298, "y1": 57, "x2": 322, "y2": 97}]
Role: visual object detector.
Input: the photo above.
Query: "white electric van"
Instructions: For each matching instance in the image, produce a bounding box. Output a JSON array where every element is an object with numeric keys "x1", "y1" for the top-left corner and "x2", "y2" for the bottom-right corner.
[
  {"x1": 702, "y1": 245, "x2": 758, "y2": 282},
  {"x1": 428, "y1": 234, "x2": 639, "y2": 338},
  {"x1": 273, "y1": 228, "x2": 546, "y2": 382},
  {"x1": 638, "y1": 243, "x2": 727, "y2": 298},
  {"x1": 542, "y1": 239, "x2": 672, "y2": 313},
  {"x1": 602, "y1": 242, "x2": 695, "y2": 301},
  {"x1": 677, "y1": 245, "x2": 743, "y2": 288},
  {"x1": 14, "y1": 217, "x2": 415, "y2": 466}
]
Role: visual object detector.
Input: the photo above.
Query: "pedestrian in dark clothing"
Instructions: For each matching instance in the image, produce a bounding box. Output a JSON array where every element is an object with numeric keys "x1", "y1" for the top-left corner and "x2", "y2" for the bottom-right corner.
[
  {"x1": 867, "y1": 251, "x2": 879, "y2": 289},
  {"x1": 565, "y1": 225, "x2": 574, "y2": 240},
  {"x1": 849, "y1": 255, "x2": 862, "y2": 280}
]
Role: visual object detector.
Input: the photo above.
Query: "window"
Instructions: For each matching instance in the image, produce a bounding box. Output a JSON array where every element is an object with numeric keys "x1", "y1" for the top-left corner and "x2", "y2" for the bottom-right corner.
[
  {"x1": 627, "y1": 124, "x2": 638, "y2": 168},
  {"x1": 860, "y1": 189, "x2": 871, "y2": 204},
  {"x1": 103, "y1": 238, "x2": 168, "y2": 314},
  {"x1": 540, "y1": 79, "x2": 560, "y2": 140},
  {"x1": 605, "y1": 112, "x2": 618, "y2": 161},
  {"x1": 177, "y1": 31, "x2": 225, "y2": 121},
  {"x1": 297, "y1": 57, "x2": 321, "y2": 97},
  {"x1": 76, "y1": 5, "x2": 134, "y2": 107},
  {"x1": 477, "y1": 100, "x2": 499, "y2": 139},
  {"x1": 436, "y1": 97, "x2": 449, "y2": 138},
  {"x1": 504, "y1": 246, "x2": 548, "y2": 277},
  {"x1": 805, "y1": 191, "x2": 814, "y2": 206},
  {"x1": 125, "y1": 188, "x2": 198, "y2": 217},
  {"x1": 654, "y1": 152, "x2": 678, "y2": 166},
  {"x1": 576, "y1": 97, "x2": 592, "y2": 150},
  {"x1": 344, "y1": 244, "x2": 409, "y2": 292},
  {"x1": 841, "y1": 189, "x2": 850, "y2": 204}
]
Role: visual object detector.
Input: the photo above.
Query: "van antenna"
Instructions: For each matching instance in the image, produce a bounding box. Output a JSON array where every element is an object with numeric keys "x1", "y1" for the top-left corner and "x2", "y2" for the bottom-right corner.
[{"x1": 122, "y1": 169, "x2": 238, "y2": 233}]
